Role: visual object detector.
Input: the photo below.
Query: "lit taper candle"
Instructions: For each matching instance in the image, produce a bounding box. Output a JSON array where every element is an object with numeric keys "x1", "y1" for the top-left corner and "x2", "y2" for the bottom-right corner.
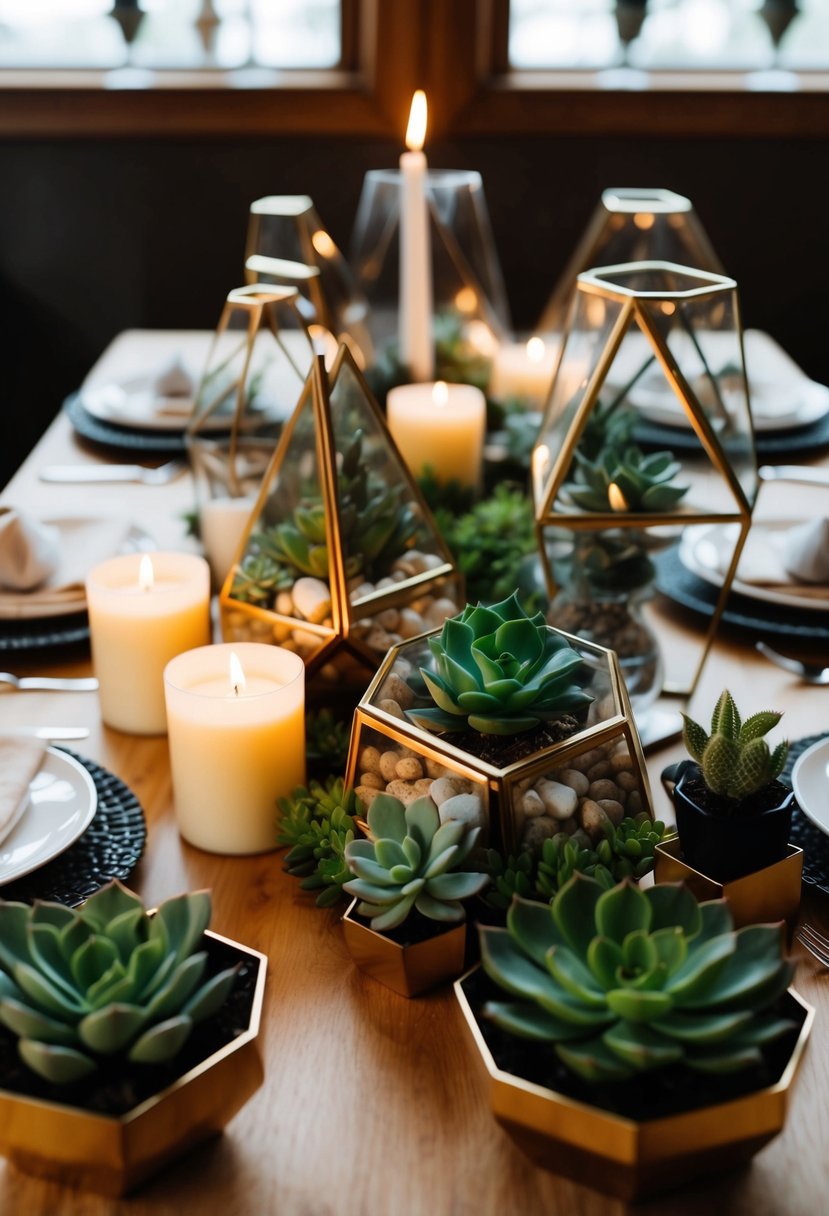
[{"x1": 399, "y1": 89, "x2": 434, "y2": 382}]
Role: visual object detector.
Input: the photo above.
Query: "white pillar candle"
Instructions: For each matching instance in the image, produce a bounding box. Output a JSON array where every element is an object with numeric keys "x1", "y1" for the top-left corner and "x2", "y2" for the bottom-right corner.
[
  {"x1": 387, "y1": 380, "x2": 486, "y2": 489},
  {"x1": 164, "y1": 643, "x2": 305, "y2": 855},
  {"x1": 200, "y1": 495, "x2": 255, "y2": 589},
  {"x1": 489, "y1": 336, "x2": 559, "y2": 410},
  {"x1": 399, "y1": 90, "x2": 434, "y2": 383},
  {"x1": 86, "y1": 553, "x2": 211, "y2": 735}
]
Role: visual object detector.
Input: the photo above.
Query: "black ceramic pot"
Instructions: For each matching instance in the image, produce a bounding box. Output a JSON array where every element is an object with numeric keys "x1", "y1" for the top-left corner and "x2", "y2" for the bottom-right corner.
[{"x1": 671, "y1": 762, "x2": 795, "y2": 884}]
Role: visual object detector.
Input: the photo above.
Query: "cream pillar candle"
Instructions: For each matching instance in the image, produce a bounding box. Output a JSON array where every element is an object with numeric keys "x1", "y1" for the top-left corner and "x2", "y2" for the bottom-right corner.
[
  {"x1": 164, "y1": 643, "x2": 305, "y2": 855},
  {"x1": 86, "y1": 553, "x2": 211, "y2": 735},
  {"x1": 489, "y1": 336, "x2": 559, "y2": 410},
  {"x1": 387, "y1": 380, "x2": 486, "y2": 489},
  {"x1": 200, "y1": 495, "x2": 255, "y2": 589},
  {"x1": 399, "y1": 90, "x2": 434, "y2": 382}
]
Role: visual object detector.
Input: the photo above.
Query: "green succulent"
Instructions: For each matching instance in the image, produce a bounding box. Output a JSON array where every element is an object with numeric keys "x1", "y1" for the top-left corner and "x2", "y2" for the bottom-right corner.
[
  {"x1": 407, "y1": 592, "x2": 593, "y2": 737},
  {"x1": 230, "y1": 552, "x2": 293, "y2": 603},
  {"x1": 535, "y1": 817, "x2": 673, "y2": 900},
  {"x1": 563, "y1": 444, "x2": 688, "y2": 514},
  {"x1": 576, "y1": 398, "x2": 638, "y2": 463},
  {"x1": 476, "y1": 848, "x2": 536, "y2": 912},
  {"x1": 551, "y1": 529, "x2": 655, "y2": 597},
  {"x1": 343, "y1": 794, "x2": 489, "y2": 932},
  {"x1": 682, "y1": 690, "x2": 788, "y2": 804},
  {"x1": 277, "y1": 778, "x2": 360, "y2": 908},
  {"x1": 0, "y1": 882, "x2": 238, "y2": 1086},
  {"x1": 305, "y1": 709, "x2": 351, "y2": 773},
  {"x1": 435, "y1": 487, "x2": 542, "y2": 613},
  {"x1": 480, "y1": 874, "x2": 796, "y2": 1084}
]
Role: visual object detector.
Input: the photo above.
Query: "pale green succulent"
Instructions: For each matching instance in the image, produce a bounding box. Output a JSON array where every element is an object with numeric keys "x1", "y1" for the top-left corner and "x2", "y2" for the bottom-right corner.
[
  {"x1": 563, "y1": 443, "x2": 688, "y2": 513},
  {"x1": 0, "y1": 882, "x2": 237, "y2": 1085},
  {"x1": 343, "y1": 794, "x2": 489, "y2": 932},
  {"x1": 406, "y1": 592, "x2": 593, "y2": 737},
  {"x1": 480, "y1": 874, "x2": 795, "y2": 1084},
  {"x1": 682, "y1": 690, "x2": 788, "y2": 803}
]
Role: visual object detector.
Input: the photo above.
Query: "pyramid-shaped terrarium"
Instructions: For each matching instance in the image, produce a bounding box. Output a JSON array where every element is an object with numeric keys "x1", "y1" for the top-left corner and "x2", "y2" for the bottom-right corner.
[
  {"x1": 345, "y1": 594, "x2": 655, "y2": 855},
  {"x1": 220, "y1": 345, "x2": 463, "y2": 699},
  {"x1": 533, "y1": 261, "x2": 757, "y2": 699}
]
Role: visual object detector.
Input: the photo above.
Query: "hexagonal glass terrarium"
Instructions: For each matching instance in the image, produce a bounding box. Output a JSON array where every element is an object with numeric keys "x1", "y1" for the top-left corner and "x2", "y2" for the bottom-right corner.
[
  {"x1": 533, "y1": 261, "x2": 757, "y2": 700},
  {"x1": 345, "y1": 620, "x2": 654, "y2": 855},
  {"x1": 220, "y1": 344, "x2": 463, "y2": 700}
]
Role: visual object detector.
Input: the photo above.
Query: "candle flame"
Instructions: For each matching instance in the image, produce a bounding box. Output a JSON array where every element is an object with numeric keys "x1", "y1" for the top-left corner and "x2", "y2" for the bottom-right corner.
[
  {"x1": 138, "y1": 554, "x2": 154, "y2": 592},
  {"x1": 405, "y1": 90, "x2": 428, "y2": 152},
  {"x1": 229, "y1": 651, "x2": 246, "y2": 697},
  {"x1": 311, "y1": 229, "x2": 337, "y2": 258},
  {"x1": 526, "y1": 337, "x2": 545, "y2": 364},
  {"x1": 432, "y1": 381, "x2": 449, "y2": 407},
  {"x1": 608, "y1": 482, "x2": 629, "y2": 512}
]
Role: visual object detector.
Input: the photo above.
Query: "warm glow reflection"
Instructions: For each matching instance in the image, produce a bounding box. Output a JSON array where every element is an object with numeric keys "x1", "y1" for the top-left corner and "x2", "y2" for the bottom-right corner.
[
  {"x1": 527, "y1": 336, "x2": 545, "y2": 364},
  {"x1": 533, "y1": 443, "x2": 550, "y2": 480},
  {"x1": 608, "y1": 483, "x2": 629, "y2": 512},
  {"x1": 311, "y1": 229, "x2": 337, "y2": 258},
  {"x1": 662, "y1": 301, "x2": 677, "y2": 316},
  {"x1": 432, "y1": 381, "x2": 449, "y2": 406},
  {"x1": 138, "y1": 555, "x2": 154, "y2": 592},
  {"x1": 229, "y1": 651, "x2": 246, "y2": 697},
  {"x1": 455, "y1": 286, "x2": 477, "y2": 314},
  {"x1": 585, "y1": 296, "x2": 606, "y2": 327},
  {"x1": 405, "y1": 90, "x2": 428, "y2": 152},
  {"x1": 634, "y1": 213, "x2": 655, "y2": 230}
]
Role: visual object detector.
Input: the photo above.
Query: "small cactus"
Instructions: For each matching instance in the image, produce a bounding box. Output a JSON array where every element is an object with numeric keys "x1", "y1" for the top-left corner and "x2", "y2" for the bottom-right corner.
[{"x1": 682, "y1": 690, "x2": 787, "y2": 803}]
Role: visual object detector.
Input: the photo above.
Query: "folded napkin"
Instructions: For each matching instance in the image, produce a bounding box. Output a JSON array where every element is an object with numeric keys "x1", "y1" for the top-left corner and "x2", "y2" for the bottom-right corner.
[
  {"x1": 0, "y1": 508, "x2": 60, "y2": 591},
  {"x1": 714, "y1": 519, "x2": 829, "y2": 600},
  {"x1": 0, "y1": 737, "x2": 45, "y2": 848},
  {"x1": 153, "y1": 356, "x2": 195, "y2": 418},
  {"x1": 0, "y1": 513, "x2": 137, "y2": 620}
]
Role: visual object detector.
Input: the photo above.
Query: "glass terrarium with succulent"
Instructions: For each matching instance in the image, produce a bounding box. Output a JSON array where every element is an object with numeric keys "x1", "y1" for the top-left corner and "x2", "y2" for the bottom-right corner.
[
  {"x1": 345, "y1": 592, "x2": 654, "y2": 855},
  {"x1": 220, "y1": 344, "x2": 462, "y2": 700}
]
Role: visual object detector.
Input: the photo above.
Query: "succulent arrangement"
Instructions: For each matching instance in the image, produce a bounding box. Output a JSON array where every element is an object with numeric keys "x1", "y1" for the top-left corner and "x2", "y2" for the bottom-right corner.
[
  {"x1": 277, "y1": 777, "x2": 360, "y2": 908},
  {"x1": 406, "y1": 592, "x2": 593, "y2": 737},
  {"x1": 550, "y1": 528, "x2": 655, "y2": 598},
  {"x1": 480, "y1": 874, "x2": 796, "y2": 1083},
  {"x1": 0, "y1": 882, "x2": 237, "y2": 1085},
  {"x1": 343, "y1": 793, "x2": 489, "y2": 931},
  {"x1": 306, "y1": 708, "x2": 351, "y2": 773},
  {"x1": 681, "y1": 690, "x2": 788, "y2": 806},
  {"x1": 562, "y1": 443, "x2": 689, "y2": 514}
]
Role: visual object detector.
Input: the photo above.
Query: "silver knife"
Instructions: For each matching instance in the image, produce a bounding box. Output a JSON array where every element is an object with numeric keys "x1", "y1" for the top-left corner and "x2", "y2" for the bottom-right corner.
[
  {"x1": 759, "y1": 465, "x2": 829, "y2": 487},
  {"x1": 0, "y1": 677, "x2": 99, "y2": 692},
  {"x1": 2, "y1": 727, "x2": 90, "y2": 740}
]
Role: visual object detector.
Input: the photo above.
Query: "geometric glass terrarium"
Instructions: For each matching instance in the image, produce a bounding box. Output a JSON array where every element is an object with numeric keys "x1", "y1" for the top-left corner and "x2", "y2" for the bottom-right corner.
[
  {"x1": 220, "y1": 345, "x2": 463, "y2": 701},
  {"x1": 537, "y1": 188, "x2": 723, "y2": 336},
  {"x1": 345, "y1": 615, "x2": 654, "y2": 855},
  {"x1": 533, "y1": 261, "x2": 757, "y2": 701}
]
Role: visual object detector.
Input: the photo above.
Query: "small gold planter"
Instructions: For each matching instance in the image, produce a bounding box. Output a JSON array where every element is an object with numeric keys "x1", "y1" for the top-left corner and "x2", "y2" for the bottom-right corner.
[
  {"x1": 342, "y1": 898, "x2": 466, "y2": 998},
  {"x1": 455, "y1": 968, "x2": 812, "y2": 1202},
  {"x1": 0, "y1": 931, "x2": 267, "y2": 1197},
  {"x1": 654, "y1": 837, "x2": 803, "y2": 932}
]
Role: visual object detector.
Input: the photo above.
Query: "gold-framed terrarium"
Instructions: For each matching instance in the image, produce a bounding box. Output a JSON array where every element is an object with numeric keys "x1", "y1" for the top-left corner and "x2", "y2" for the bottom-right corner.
[
  {"x1": 538, "y1": 188, "x2": 723, "y2": 335},
  {"x1": 219, "y1": 344, "x2": 463, "y2": 700},
  {"x1": 186, "y1": 284, "x2": 317, "y2": 588},
  {"x1": 345, "y1": 617, "x2": 654, "y2": 856},
  {"x1": 533, "y1": 260, "x2": 757, "y2": 700}
]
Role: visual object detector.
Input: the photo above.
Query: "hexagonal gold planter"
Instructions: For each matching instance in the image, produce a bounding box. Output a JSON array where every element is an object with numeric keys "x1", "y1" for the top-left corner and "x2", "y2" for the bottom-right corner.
[
  {"x1": 342, "y1": 898, "x2": 466, "y2": 998},
  {"x1": 455, "y1": 967, "x2": 812, "y2": 1202},
  {"x1": 0, "y1": 930, "x2": 267, "y2": 1197}
]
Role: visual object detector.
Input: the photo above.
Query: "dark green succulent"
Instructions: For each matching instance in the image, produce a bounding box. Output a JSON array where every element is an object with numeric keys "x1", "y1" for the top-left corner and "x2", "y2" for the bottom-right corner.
[
  {"x1": 563, "y1": 444, "x2": 688, "y2": 514},
  {"x1": 682, "y1": 690, "x2": 788, "y2": 805},
  {"x1": 550, "y1": 529, "x2": 655, "y2": 597},
  {"x1": 231, "y1": 552, "x2": 294, "y2": 603},
  {"x1": 343, "y1": 794, "x2": 489, "y2": 931},
  {"x1": 535, "y1": 817, "x2": 673, "y2": 900},
  {"x1": 480, "y1": 875, "x2": 795, "y2": 1084},
  {"x1": 476, "y1": 848, "x2": 536, "y2": 912},
  {"x1": 277, "y1": 778, "x2": 360, "y2": 908},
  {"x1": 0, "y1": 882, "x2": 238, "y2": 1085},
  {"x1": 434, "y1": 487, "x2": 542, "y2": 613},
  {"x1": 576, "y1": 398, "x2": 638, "y2": 463},
  {"x1": 407, "y1": 592, "x2": 592, "y2": 737}
]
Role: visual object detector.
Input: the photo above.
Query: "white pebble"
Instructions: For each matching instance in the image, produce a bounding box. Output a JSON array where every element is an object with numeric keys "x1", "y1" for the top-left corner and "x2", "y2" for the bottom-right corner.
[
  {"x1": 520, "y1": 789, "x2": 546, "y2": 819},
  {"x1": 536, "y1": 779, "x2": 579, "y2": 820},
  {"x1": 276, "y1": 592, "x2": 294, "y2": 616},
  {"x1": 430, "y1": 776, "x2": 459, "y2": 806},
  {"x1": 292, "y1": 577, "x2": 331, "y2": 624},
  {"x1": 438, "y1": 793, "x2": 484, "y2": 830}
]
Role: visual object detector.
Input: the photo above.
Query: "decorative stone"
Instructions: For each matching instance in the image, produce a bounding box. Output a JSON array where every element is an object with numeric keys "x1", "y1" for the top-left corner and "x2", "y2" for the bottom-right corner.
[
  {"x1": 395, "y1": 756, "x2": 423, "y2": 780},
  {"x1": 438, "y1": 793, "x2": 484, "y2": 830},
  {"x1": 597, "y1": 798, "x2": 625, "y2": 825},
  {"x1": 276, "y1": 592, "x2": 294, "y2": 616},
  {"x1": 580, "y1": 799, "x2": 611, "y2": 840},
  {"x1": 611, "y1": 752, "x2": 635, "y2": 773},
  {"x1": 385, "y1": 779, "x2": 420, "y2": 804},
  {"x1": 355, "y1": 785, "x2": 380, "y2": 807},
  {"x1": 380, "y1": 750, "x2": 401, "y2": 782},
  {"x1": 587, "y1": 760, "x2": 613, "y2": 781},
  {"x1": 379, "y1": 672, "x2": 415, "y2": 710},
  {"x1": 398, "y1": 608, "x2": 425, "y2": 639},
  {"x1": 376, "y1": 608, "x2": 401, "y2": 631},
  {"x1": 616, "y1": 771, "x2": 639, "y2": 793},
  {"x1": 429, "y1": 777, "x2": 459, "y2": 806},
  {"x1": 556, "y1": 768, "x2": 589, "y2": 797},
  {"x1": 292, "y1": 577, "x2": 331, "y2": 624},
  {"x1": 366, "y1": 628, "x2": 395, "y2": 653},
  {"x1": 522, "y1": 817, "x2": 559, "y2": 849},
  {"x1": 589, "y1": 779, "x2": 620, "y2": 802},
  {"x1": 359, "y1": 772, "x2": 384, "y2": 791},
  {"x1": 536, "y1": 779, "x2": 579, "y2": 820},
  {"x1": 519, "y1": 789, "x2": 546, "y2": 819},
  {"x1": 378, "y1": 699, "x2": 406, "y2": 720}
]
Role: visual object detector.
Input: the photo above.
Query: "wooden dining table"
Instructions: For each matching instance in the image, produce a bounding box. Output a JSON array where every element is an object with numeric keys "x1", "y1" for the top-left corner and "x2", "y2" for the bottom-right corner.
[{"x1": 1, "y1": 393, "x2": 828, "y2": 1216}]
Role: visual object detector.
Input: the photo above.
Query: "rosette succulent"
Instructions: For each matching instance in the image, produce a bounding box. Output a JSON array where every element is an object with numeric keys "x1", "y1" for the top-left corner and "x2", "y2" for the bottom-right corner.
[
  {"x1": 407, "y1": 592, "x2": 593, "y2": 736},
  {"x1": 0, "y1": 882, "x2": 238, "y2": 1085},
  {"x1": 563, "y1": 444, "x2": 688, "y2": 513},
  {"x1": 682, "y1": 690, "x2": 788, "y2": 805},
  {"x1": 343, "y1": 794, "x2": 489, "y2": 932},
  {"x1": 480, "y1": 874, "x2": 795, "y2": 1083}
]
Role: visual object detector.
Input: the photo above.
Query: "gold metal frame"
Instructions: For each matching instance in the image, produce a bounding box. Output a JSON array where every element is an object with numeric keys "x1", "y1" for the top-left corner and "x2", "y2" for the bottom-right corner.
[
  {"x1": 533, "y1": 260, "x2": 757, "y2": 698},
  {"x1": 342, "y1": 898, "x2": 467, "y2": 998},
  {"x1": 454, "y1": 967, "x2": 813, "y2": 1202}
]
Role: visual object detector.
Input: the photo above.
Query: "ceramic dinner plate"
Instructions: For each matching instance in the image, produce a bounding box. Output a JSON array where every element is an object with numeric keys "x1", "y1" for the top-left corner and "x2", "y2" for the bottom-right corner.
[
  {"x1": 792, "y1": 738, "x2": 829, "y2": 838},
  {"x1": 0, "y1": 748, "x2": 98, "y2": 886},
  {"x1": 632, "y1": 377, "x2": 829, "y2": 434},
  {"x1": 81, "y1": 375, "x2": 202, "y2": 433},
  {"x1": 678, "y1": 520, "x2": 828, "y2": 614}
]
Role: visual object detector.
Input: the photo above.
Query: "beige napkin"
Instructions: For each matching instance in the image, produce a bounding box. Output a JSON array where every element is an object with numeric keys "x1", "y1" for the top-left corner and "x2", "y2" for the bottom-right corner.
[
  {"x1": 0, "y1": 513, "x2": 136, "y2": 620},
  {"x1": 0, "y1": 508, "x2": 60, "y2": 591},
  {"x1": 0, "y1": 737, "x2": 45, "y2": 847},
  {"x1": 716, "y1": 519, "x2": 829, "y2": 601}
]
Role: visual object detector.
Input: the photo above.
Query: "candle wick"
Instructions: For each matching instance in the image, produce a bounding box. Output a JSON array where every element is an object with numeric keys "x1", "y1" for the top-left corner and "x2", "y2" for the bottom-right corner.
[{"x1": 233, "y1": 682, "x2": 242, "y2": 697}]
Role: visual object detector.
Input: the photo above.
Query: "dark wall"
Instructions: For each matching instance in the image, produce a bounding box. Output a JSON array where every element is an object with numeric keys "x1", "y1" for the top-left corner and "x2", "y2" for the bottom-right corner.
[{"x1": 2, "y1": 130, "x2": 827, "y2": 485}]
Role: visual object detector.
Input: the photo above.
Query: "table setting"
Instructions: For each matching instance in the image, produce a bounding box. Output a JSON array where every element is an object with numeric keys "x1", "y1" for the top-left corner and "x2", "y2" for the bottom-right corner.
[{"x1": 2, "y1": 90, "x2": 829, "y2": 1216}]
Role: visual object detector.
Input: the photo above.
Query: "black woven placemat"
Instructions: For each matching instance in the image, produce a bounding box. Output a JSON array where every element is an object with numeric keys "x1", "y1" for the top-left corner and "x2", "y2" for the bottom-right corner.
[
  {"x1": 783, "y1": 733, "x2": 829, "y2": 896},
  {"x1": 64, "y1": 392, "x2": 189, "y2": 456},
  {"x1": 0, "y1": 613, "x2": 90, "y2": 654},
  {"x1": 636, "y1": 408, "x2": 829, "y2": 459},
  {"x1": 1, "y1": 749, "x2": 146, "y2": 906}
]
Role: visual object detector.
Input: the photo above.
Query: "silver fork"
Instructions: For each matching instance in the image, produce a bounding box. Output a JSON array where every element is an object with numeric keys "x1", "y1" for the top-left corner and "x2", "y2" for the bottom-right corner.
[
  {"x1": 39, "y1": 460, "x2": 186, "y2": 486},
  {"x1": 0, "y1": 672, "x2": 99, "y2": 692},
  {"x1": 796, "y1": 923, "x2": 829, "y2": 966},
  {"x1": 755, "y1": 642, "x2": 829, "y2": 686}
]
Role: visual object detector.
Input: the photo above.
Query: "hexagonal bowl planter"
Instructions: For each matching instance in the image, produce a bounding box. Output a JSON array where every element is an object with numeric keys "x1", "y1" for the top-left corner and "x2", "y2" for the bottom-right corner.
[
  {"x1": 0, "y1": 930, "x2": 267, "y2": 1197},
  {"x1": 345, "y1": 625, "x2": 655, "y2": 855},
  {"x1": 342, "y1": 898, "x2": 467, "y2": 998},
  {"x1": 455, "y1": 965, "x2": 813, "y2": 1202}
]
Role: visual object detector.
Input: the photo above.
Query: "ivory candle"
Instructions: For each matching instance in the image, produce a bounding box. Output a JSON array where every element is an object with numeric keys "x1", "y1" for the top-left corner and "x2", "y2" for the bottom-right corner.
[
  {"x1": 399, "y1": 90, "x2": 434, "y2": 382},
  {"x1": 200, "y1": 495, "x2": 255, "y2": 589},
  {"x1": 387, "y1": 379, "x2": 485, "y2": 489},
  {"x1": 164, "y1": 643, "x2": 305, "y2": 855},
  {"x1": 86, "y1": 553, "x2": 211, "y2": 735},
  {"x1": 489, "y1": 336, "x2": 558, "y2": 410}
]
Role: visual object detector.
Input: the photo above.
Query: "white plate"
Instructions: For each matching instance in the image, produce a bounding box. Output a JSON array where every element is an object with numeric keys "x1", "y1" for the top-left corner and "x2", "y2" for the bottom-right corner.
[
  {"x1": 792, "y1": 738, "x2": 829, "y2": 837},
  {"x1": 0, "y1": 749, "x2": 98, "y2": 885},
  {"x1": 634, "y1": 377, "x2": 829, "y2": 434},
  {"x1": 678, "y1": 520, "x2": 829, "y2": 614},
  {"x1": 81, "y1": 376, "x2": 201, "y2": 433}
]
